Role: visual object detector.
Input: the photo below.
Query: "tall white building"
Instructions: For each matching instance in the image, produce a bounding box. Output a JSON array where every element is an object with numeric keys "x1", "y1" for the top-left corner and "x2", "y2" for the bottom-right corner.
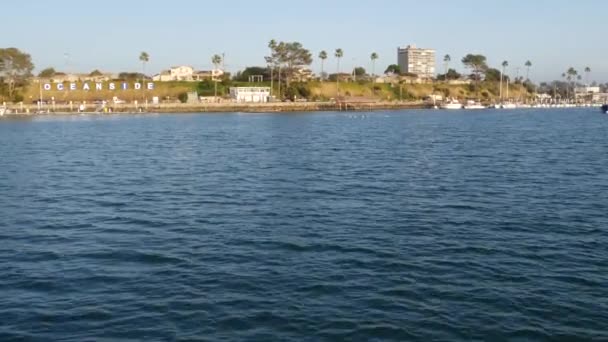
[{"x1": 397, "y1": 45, "x2": 436, "y2": 79}]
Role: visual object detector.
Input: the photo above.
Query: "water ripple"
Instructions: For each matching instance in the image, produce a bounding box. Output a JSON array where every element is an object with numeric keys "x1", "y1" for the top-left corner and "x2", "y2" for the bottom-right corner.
[{"x1": 1, "y1": 109, "x2": 607, "y2": 340}]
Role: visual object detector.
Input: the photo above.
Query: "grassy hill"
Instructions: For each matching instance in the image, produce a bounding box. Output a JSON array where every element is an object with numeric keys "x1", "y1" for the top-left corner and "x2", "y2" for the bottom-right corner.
[{"x1": 21, "y1": 80, "x2": 534, "y2": 104}]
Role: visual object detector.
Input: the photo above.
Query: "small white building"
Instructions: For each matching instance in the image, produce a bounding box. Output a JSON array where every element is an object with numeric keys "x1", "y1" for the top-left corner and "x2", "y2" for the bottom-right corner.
[{"x1": 230, "y1": 87, "x2": 271, "y2": 103}]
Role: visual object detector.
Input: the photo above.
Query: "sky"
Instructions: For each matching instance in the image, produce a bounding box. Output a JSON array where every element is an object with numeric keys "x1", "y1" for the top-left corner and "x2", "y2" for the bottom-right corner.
[{"x1": 3, "y1": 0, "x2": 607, "y2": 82}]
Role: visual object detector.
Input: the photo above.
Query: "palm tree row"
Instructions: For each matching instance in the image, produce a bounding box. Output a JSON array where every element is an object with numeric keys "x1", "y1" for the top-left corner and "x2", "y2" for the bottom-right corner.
[{"x1": 562, "y1": 66, "x2": 593, "y2": 101}]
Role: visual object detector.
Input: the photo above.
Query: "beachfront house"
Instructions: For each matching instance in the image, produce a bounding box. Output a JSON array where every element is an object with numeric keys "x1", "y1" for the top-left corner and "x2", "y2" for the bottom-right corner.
[
  {"x1": 153, "y1": 66, "x2": 224, "y2": 82},
  {"x1": 193, "y1": 69, "x2": 224, "y2": 82},
  {"x1": 230, "y1": 87, "x2": 271, "y2": 103},
  {"x1": 153, "y1": 66, "x2": 194, "y2": 82}
]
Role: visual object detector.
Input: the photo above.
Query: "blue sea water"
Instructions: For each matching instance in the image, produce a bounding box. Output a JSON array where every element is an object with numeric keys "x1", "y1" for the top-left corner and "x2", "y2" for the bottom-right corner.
[{"x1": 0, "y1": 109, "x2": 607, "y2": 341}]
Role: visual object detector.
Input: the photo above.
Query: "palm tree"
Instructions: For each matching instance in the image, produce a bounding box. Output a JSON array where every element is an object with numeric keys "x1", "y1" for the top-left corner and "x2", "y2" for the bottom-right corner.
[
  {"x1": 335, "y1": 48, "x2": 344, "y2": 96},
  {"x1": 525, "y1": 60, "x2": 532, "y2": 81},
  {"x1": 319, "y1": 50, "x2": 328, "y2": 81},
  {"x1": 370, "y1": 52, "x2": 379, "y2": 80},
  {"x1": 561, "y1": 73, "x2": 567, "y2": 100},
  {"x1": 139, "y1": 52, "x2": 150, "y2": 77},
  {"x1": 501, "y1": 60, "x2": 509, "y2": 100},
  {"x1": 268, "y1": 40, "x2": 277, "y2": 96},
  {"x1": 139, "y1": 52, "x2": 150, "y2": 106},
  {"x1": 212, "y1": 54, "x2": 223, "y2": 100},
  {"x1": 566, "y1": 67, "x2": 578, "y2": 101},
  {"x1": 443, "y1": 54, "x2": 451, "y2": 79},
  {"x1": 275, "y1": 43, "x2": 287, "y2": 100},
  {"x1": 584, "y1": 66, "x2": 591, "y2": 86}
]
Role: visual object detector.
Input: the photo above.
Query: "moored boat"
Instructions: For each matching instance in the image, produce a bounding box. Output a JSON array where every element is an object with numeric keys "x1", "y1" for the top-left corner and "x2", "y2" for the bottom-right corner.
[
  {"x1": 501, "y1": 102, "x2": 517, "y2": 109},
  {"x1": 602, "y1": 104, "x2": 608, "y2": 113},
  {"x1": 440, "y1": 99, "x2": 463, "y2": 109},
  {"x1": 463, "y1": 100, "x2": 485, "y2": 109}
]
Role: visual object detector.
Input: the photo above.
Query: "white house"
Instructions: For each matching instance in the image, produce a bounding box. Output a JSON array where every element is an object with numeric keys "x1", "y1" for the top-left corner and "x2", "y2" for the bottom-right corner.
[
  {"x1": 230, "y1": 87, "x2": 271, "y2": 103},
  {"x1": 193, "y1": 69, "x2": 224, "y2": 81},
  {"x1": 153, "y1": 66, "x2": 194, "y2": 82},
  {"x1": 153, "y1": 66, "x2": 224, "y2": 82}
]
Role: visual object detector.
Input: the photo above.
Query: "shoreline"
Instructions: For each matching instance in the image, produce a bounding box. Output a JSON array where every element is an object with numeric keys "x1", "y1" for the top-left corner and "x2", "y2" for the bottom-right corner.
[
  {"x1": 0, "y1": 101, "x2": 599, "y2": 118},
  {"x1": 0, "y1": 101, "x2": 430, "y2": 116}
]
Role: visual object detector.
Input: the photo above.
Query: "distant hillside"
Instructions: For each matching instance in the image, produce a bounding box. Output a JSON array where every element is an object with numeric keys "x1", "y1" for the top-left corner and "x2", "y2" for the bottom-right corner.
[{"x1": 23, "y1": 80, "x2": 534, "y2": 104}]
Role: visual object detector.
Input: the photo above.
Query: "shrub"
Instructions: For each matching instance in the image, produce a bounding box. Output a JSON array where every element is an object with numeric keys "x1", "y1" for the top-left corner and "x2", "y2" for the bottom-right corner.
[
  {"x1": 284, "y1": 83, "x2": 311, "y2": 101},
  {"x1": 13, "y1": 94, "x2": 24, "y2": 102},
  {"x1": 177, "y1": 92, "x2": 188, "y2": 103}
]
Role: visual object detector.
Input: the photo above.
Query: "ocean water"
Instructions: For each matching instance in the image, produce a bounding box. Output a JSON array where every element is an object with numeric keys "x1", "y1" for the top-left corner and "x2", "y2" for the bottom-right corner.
[{"x1": 0, "y1": 109, "x2": 607, "y2": 341}]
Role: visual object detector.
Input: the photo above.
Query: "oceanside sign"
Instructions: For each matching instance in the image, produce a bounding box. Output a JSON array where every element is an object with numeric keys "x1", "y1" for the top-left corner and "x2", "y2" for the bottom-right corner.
[{"x1": 43, "y1": 82, "x2": 155, "y2": 91}]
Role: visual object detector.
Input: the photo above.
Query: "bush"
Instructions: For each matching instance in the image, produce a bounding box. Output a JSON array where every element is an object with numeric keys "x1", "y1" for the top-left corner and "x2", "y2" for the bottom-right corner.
[
  {"x1": 177, "y1": 92, "x2": 188, "y2": 103},
  {"x1": 284, "y1": 83, "x2": 311, "y2": 101},
  {"x1": 13, "y1": 94, "x2": 24, "y2": 102}
]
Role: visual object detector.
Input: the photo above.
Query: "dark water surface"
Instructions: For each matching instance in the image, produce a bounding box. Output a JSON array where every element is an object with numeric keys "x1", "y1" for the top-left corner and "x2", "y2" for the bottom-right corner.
[{"x1": 1, "y1": 109, "x2": 607, "y2": 341}]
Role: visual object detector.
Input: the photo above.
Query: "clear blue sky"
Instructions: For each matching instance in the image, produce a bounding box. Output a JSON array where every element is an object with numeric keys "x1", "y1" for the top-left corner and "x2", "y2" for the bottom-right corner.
[{"x1": 4, "y1": 0, "x2": 607, "y2": 82}]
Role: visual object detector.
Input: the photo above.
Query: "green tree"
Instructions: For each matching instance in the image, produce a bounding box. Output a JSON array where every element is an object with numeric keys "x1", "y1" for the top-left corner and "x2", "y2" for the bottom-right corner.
[
  {"x1": 212, "y1": 54, "x2": 223, "y2": 99},
  {"x1": 584, "y1": 66, "x2": 591, "y2": 85},
  {"x1": 370, "y1": 52, "x2": 379, "y2": 78},
  {"x1": 335, "y1": 48, "x2": 343, "y2": 96},
  {"x1": 267, "y1": 40, "x2": 277, "y2": 96},
  {"x1": 525, "y1": 60, "x2": 532, "y2": 81},
  {"x1": 280, "y1": 42, "x2": 312, "y2": 85},
  {"x1": 566, "y1": 67, "x2": 578, "y2": 101},
  {"x1": 384, "y1": 64, "x2": 401, "y2": 75},
  {"x1": 354, "y1": 67, "x2": 366, "y2": 76},
  {"x1": 90, "y1": 69, "x2": 103, "y2": 76},
  {"x1": 284, "y1": 83, "x2": 311, "y2": 101},
  {"x1": 485, "y1": 68, "x2": 508, "y2": 83},
  {"x1": 319, "y1": 50, "x2": 328, "y2": 81},
  {"x1": 234, "y1": 66, "x2": 270, "y2": 82},
  {"x1": 139, "y1": 52, "x2": 150, "y2": 77},
  {"x1": 443, "y1": 54, "x2": 451, "y2": 78},
  {"x1": 461, "y1": 54, "x2": 488, "y2": 82},
  {"x1": 267, "y1": 40, "x2": 313, "y2": 98},
  {"x1": 500, "y1": 60, "x2": 508, "y2": 99},
  {"x1": 0, "y1": 48, "x2": 34, "y2": 100},
  {"x1": 437, "y1": 68, "x2": 461, "y2": 81},
  {"x1": 38, "y1": 67, "x2": 56, "y2": 78}
]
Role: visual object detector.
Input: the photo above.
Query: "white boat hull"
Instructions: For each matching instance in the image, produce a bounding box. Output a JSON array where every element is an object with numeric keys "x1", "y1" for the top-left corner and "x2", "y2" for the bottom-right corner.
[{"x1": 441, "y1": 104, "x2": 463, "y2": 109}]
